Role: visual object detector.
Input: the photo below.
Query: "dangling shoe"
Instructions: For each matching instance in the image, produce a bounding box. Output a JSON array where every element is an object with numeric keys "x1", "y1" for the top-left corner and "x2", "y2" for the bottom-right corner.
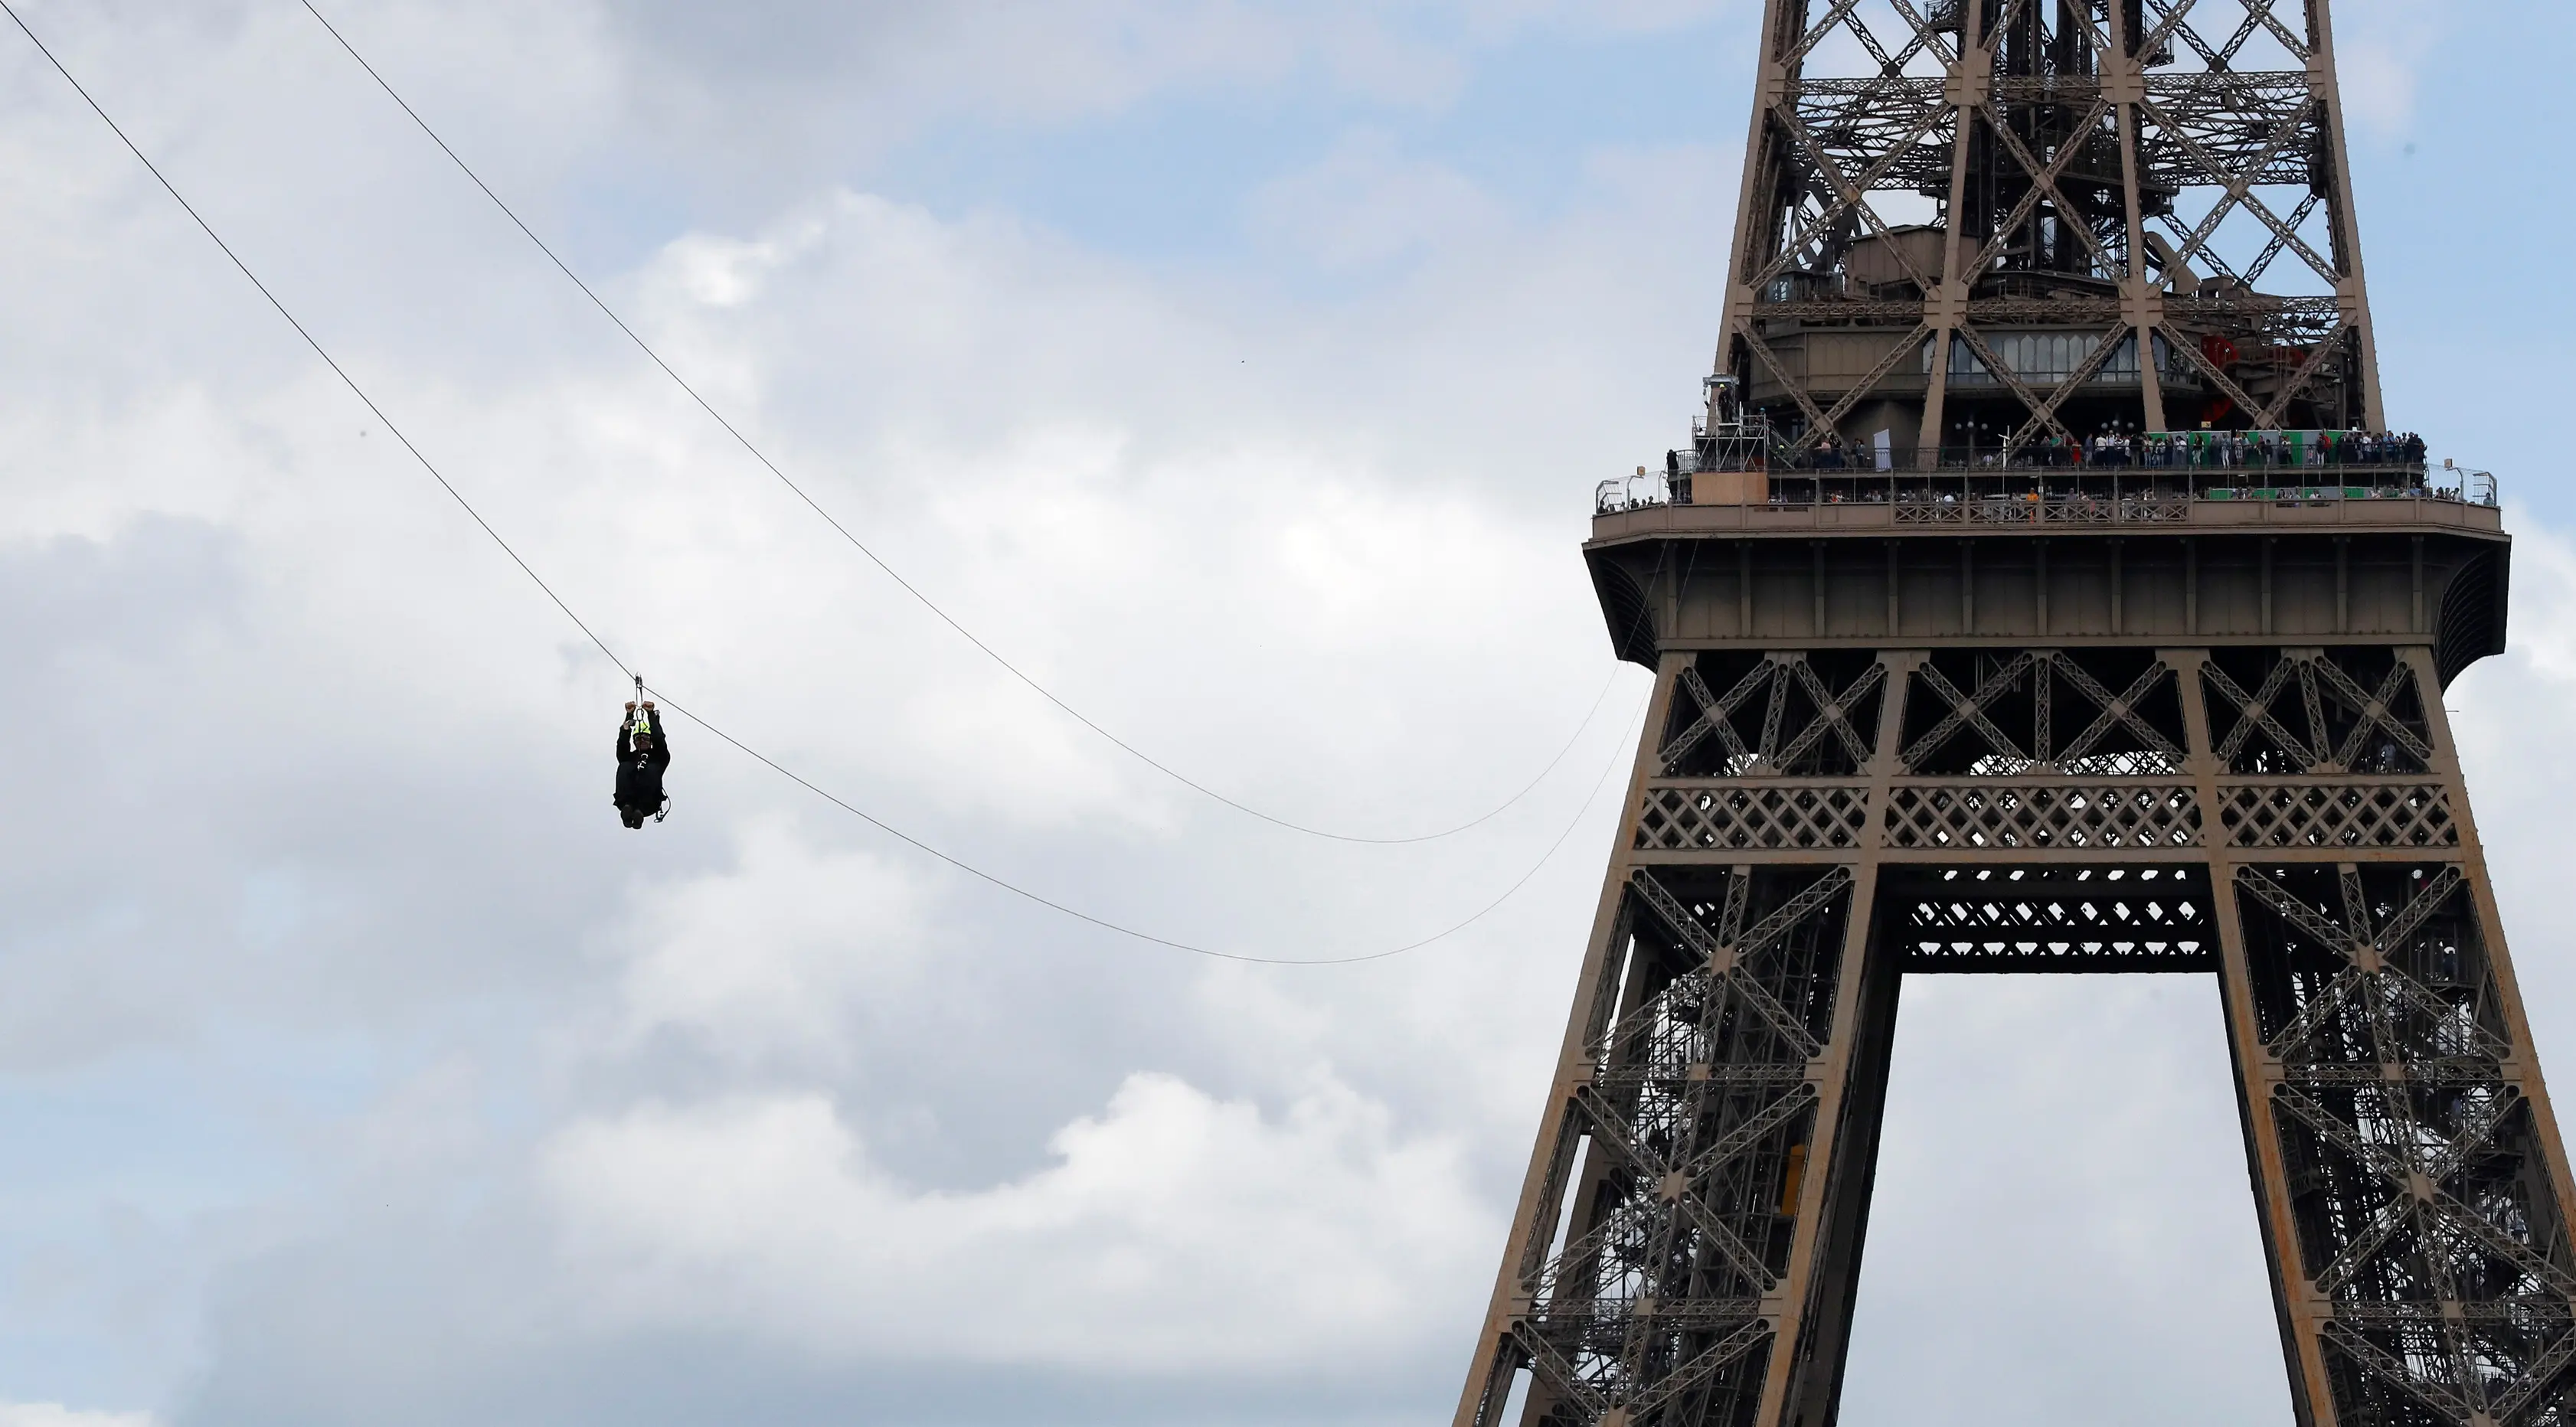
[{"x1": 654, "y1": 797, "x2": 672, "y2": 824}]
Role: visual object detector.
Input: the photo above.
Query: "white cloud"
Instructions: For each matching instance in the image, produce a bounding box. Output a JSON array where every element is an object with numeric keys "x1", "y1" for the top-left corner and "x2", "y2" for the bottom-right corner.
[
  {"x1": 0, "y1": 1407, "x2": 155, "y2": 1427},
  {"x1": 1840, "y1": 977, "x2": 2293, "y2": 1423},
  {"x1": 607, "y1": 821, "x2": 931, "y2": 1066},
  {"x1": 0, "y1": 14, "x2": 1694, "y2": 1405},
  {"x1": 6, "y1": 2, "x2": 2556, "y2": 1423},
  {"x1": 541, "y1": 1071, "x2": 1492, "y2": 1372},
  {"x1": 592, "y1": 0, "x2": 1737, "y2": 149},
  {"x1": 1247, "y1": 130, "x2": 1505, "y2": 272},
  {"x1": 2332, "y1": 0, "x2": 2444, "y2": 139},
  {"x1": 2490, "y1": 517, "x2": 2576, "y2": 685},
  {"x1": 2439, "y1": 511, "x2": 2576, "y2": 1070}
]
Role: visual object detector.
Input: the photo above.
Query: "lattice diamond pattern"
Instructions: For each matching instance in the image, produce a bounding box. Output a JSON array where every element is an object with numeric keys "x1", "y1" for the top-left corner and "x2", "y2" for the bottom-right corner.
[
  {"x1": 1637, "y1": 784, "x2": 1872, "y2": 851},
  {"x1": 2221, "y1": 783, "x2": 2460, "y2": 850},
  {"x1": 1884, "y1": 783, "x2": 2202, "y2": 850}
]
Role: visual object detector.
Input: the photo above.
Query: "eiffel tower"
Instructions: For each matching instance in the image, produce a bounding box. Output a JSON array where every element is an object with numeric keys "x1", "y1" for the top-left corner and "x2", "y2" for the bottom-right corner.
[{"x1": 1455, "y1": 4, "x2": 2571, "y2": 1425}]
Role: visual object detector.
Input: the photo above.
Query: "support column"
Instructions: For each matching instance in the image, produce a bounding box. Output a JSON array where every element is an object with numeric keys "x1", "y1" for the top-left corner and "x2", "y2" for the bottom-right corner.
[
  {"x1": 1453, "y1": 652, "x2": 1691, "y2": 1427},
  {"x1": 2310, "y1": 0, "x2": 2387, "y2": 430},
  {"x1": 2173, "y1": 645, "x2": 2339, "y2": 1427},
  {"x1": 1914, "y1": 3, "x2": 1986, "y2": 462},
  {"x1": 1457, "y1": 648, "x2": 1908, "y2": 1427},
  {"x1": 2185, "y1": 643, "x2": 2576, "y2": 1426},
  {"x1": 2105, "y1": 0, "x2": 2167, "y2": 433},
  {"x1": 1754, "y1": 653, "x2": 1915, "y2": 1427},
  {"x1": 2405, "y1": 645, "x2": 2576, "y2": 1246}
]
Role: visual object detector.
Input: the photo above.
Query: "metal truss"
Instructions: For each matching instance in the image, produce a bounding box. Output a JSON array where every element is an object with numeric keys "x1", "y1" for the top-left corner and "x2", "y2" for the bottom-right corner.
[
  {"x1": 1661, "y1": 651, "x2": 1889, "y2": 779},
  {"x1": 1898, "y1": 647, "x2": 2187, "y2": 776},
  {"x1": 1494, "y1": 864, "x2": 1857, "y2": 1427},
  {"x1": 1892, "y1": 864, "x2": 2212, "y2": 971},
  {"x1": 2205, "y1": 646, "x2": 2437, "y2": 777},
  {"x1": 1459, "y1": 639, "x2": 2576, "y2": 1427},
  {"x1": 2234, "y1": 861, "x2": 2576, "y2": 1425},
  {"x1": 1716, "y1": 0, "x2": 2385, "y2": 456},
  {"x1": 1465, "y1": 7, "x2": 2548, "y2": 1422}
]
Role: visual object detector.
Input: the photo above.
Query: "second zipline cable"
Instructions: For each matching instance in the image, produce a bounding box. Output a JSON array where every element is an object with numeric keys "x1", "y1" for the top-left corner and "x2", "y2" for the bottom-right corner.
[
  {"x1": 649, "y1": 684, "x2": 1643, "y2": 965},
  {"x1": 0, "y1": 0, "x2": 1643, "y2": 965},
  {"x1": 293, "y1": 0, "x2": 1610, "y2": 847}
]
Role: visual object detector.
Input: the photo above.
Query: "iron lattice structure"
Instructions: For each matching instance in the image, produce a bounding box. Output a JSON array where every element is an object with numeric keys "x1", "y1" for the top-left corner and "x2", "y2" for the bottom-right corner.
[
  {"x1": 1714, "y1": 0, "x2": 2381, "y2": 463},
  {"x1": 1453, "y1": 7, "x2": 2573, "y2": 1425}
]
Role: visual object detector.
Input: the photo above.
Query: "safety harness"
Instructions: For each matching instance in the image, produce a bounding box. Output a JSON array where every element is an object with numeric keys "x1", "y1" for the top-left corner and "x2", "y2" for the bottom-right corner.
[{"x1": 627, "y1": 675, "x2": 670, "y2": 823}]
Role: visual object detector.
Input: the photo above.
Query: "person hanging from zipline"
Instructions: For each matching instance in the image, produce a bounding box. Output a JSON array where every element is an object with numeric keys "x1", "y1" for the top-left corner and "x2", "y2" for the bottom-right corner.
[{"x1": 615, "y1": 680, "x2": 672, "y2": 828}]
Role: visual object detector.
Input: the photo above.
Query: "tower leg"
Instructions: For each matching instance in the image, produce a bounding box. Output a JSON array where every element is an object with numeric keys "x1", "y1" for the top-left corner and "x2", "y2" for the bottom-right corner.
[
  {"x1": 1453, "y1": 654, "x2": 1695, "y2": 1427},
  {"x1": 1458, "y1": 651, "x2": 1910, "y2": 1427},
  {"x1": 2186, "y1": 645, "x2": 2576, "y2": 1426},
  {"x1": 1465, "y1": 632, "x2": 2573, "y2": 1426}
]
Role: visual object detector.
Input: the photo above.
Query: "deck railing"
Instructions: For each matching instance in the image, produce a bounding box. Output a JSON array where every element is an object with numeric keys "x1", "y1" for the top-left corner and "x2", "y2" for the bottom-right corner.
[
  {"x1": 1595, "y1": 475, "x2": 2500, "y2": 520},
  {"x1": 1669, "y1": 440, "x2": 2428, "y2": 477}
]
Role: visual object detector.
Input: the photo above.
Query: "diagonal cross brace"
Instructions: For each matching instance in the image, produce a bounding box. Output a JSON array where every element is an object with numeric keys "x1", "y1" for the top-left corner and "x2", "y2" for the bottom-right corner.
[
  {"x1": 2316, "y1": 657, "x2": 2437, "y2": 771},
  {"x1": 1507, "y1": 1318, "x2": 1613, "y2": 1422},
  {"x1": 2491, "y1": 1326, "x2": 2576, "y2": 1425},
  {"x1": 2248, "y1": 317, "x2": 2352, "y2": 433},
  {"x1": 1901, "y1": 655, "x2": 2035, "y2": 770},
  {"x1": 2057, "y1": 661, "x2": 2185, "y2": 766},
  {"x1": 1662, "y1": 663, "x2": 1768, "y2": 772},
  {"x1": 1944, "y1": 322, "x2": 2081, "y2": 449},
  {"x1": 2205, "y1": 658, "x2": 2316, "y2": 769},
  {"x1": 1783, "y1": 322, "x2": 1937, "y2": 459},
  {"x1": 1737, "y1": 323, "x2": 1839, "y2": 440},
  {"x1": 2279, "y1": 1086, "x2": 2576, "y2": 1302},
  {"x1": 2159, "y1": 323, "x2": 2276, "y2": 442},
  {"x1": 1768, "y1": 661, "x2": 1889, "y2": 772},
  {"x1": 2001, "y1": 318, "x2": 2145, "y2": 452},
  {"x1": 2311, "y1": 1194, "x2": 2415, "y2": 1298},
  {"x1": 2321, "y1": 1320, "x2": 2480, "y2": 1425},
  {"x1": 1963, "y1": 97, "x2": 2118, "y2": 282},
  {"x1": 1569, "y1": 1084, "x2": 1778, "y2": 1291},
  {"x1": 1628, "y1": 1320, "x2": 1775, "y2": 1419},
  {"x1": 1629, "y1": 870, "x2": 1845, "y2": 1061},
  {"x1": 2264, "y1": 962, "x2": 2370, "y2": 1063},
  {"x1": 2142, "y1": 94, "x2": 2341, "y2": 286},
  {"x1": 1754, "y1": 99, "x2": 1954, "y2": 294},
  {"x1": 1683, "y1": 1082, "x2": 1820, "y2": 1184},
  {"x1": 1627, "y1": 883, "x2": 1808, "y2": 1071}
]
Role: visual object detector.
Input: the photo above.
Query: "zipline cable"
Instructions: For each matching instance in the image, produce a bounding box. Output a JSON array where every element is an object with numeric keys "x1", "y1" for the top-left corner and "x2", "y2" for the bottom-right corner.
[
  {"x1": 0, "y1": 0, "x2": 1642, "y2": 966},
  {"x1": 649, "y1": 685, "x2": 1643, "y2": 966},
  {"x1": 294, "y1": 0, "x2": 1610, "y2": 847},
  {"x1": 0, "y1": 5, "x2": 626, "y2": 675}
]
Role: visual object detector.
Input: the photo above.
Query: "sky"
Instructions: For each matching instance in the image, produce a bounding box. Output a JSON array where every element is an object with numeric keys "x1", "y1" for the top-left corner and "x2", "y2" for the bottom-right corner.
[{"x1": 0, "y1": 2, "x2": 2570, "y2": 1425}]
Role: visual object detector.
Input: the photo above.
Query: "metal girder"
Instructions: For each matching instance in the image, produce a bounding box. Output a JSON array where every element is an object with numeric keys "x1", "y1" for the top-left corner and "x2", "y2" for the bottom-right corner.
[
  {"x1": 1900, "y1": 654, "x2": 2033, "y2": 769},
  {"x1": 1713, "y1": 0, "x2": 2387, "y2": 455},
  {"x1": 1898, "y1": 651, "x2": 2187, "y2": 777},
  {"x1": 1661, "y1": 658, "x2": 1888, "y2": 779},
  {"x1": 1465, "y1": 854, "x2": 1858, "y2": 1427},
  {"x1": 2204, "y1": 651, "x2": 2435, "y2": 778},
  {"x1": 1455, "y1": 5, "x2": 2548, "y2": 1425},
  {"x1": 2058, "y1": 658, "x2": 2185, "y2": 766},
  {"x1": 2208, "y1": 656, "x2": 2319, "y2": 769},
  {"x1": 1463, "y1": 629, "x2": 2574, "y2": 1427}
]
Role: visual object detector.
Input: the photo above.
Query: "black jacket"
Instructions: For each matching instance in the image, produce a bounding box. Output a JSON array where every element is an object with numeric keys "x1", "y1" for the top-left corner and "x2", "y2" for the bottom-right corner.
[{"x1": 616, "y1": 709, "x2": 671, "y2": 809}]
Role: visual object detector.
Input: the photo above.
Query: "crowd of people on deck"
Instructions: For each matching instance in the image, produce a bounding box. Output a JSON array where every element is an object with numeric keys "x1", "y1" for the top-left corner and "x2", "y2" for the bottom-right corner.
[
  {"x1": 1612, "y1": 428, "x2": 2474, "y2": 516},
  {"x1": 1783, "y1": 429, "x2": 2428, "y2": 472}
]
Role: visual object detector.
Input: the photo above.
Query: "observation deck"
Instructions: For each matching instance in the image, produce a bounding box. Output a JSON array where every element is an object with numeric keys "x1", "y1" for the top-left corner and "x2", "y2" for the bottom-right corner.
[{"x1": 1584, "y1": 465, "x2": 2511, "y2": 685}]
